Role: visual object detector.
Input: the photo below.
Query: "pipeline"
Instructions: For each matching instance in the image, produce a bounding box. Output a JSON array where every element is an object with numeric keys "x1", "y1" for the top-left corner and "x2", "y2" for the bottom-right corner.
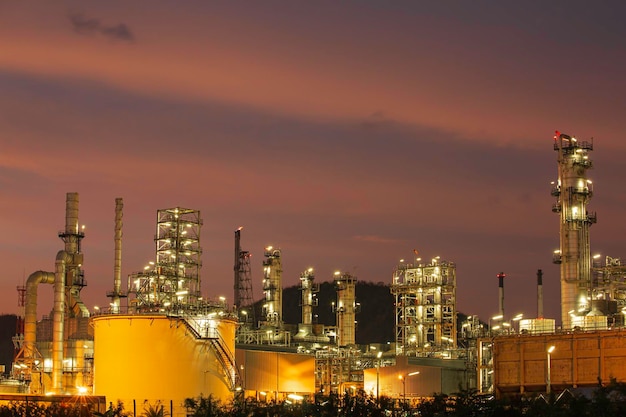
[
  {"x1": 23, "y1": 250, "x2": 68, "y2": 395},
  {"x1": 23, "y1": 192, "x2": 84, "y2": 394}
]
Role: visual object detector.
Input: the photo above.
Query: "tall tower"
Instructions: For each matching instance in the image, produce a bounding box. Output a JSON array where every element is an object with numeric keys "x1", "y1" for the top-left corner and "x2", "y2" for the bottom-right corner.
[
  {"x1": 234, "y1": 227, "x2": 254, "y2": 324},
  {"x1": 552, "y1": 132, "x2": 595, "y2": 329},
  {"x1": 300, "y1": 268, "x2": 317, "y2": 327},
  {"x1": 108, "y1": 198, "x2": 125, "y2": 313},
  {"x1": 58, "y1": 192, "x2": 88, "y2": 317},
  {"x1": 391, "y1": 256, "x2": 457, "y2": 355},
  {"x1": 262, "y1": 246, "x2": 282, "y2": 327},
  {"x1": 333, "y1": 271, "x2": 357, "y2": 347}
]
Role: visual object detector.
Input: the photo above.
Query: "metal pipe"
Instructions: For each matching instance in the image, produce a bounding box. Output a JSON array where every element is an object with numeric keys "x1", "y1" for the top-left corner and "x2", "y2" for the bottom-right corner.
[
  {"x1": 537, "y1": 269, "x2": 544, "y2": 318},
  {"x1": 113, "y1": 198, "x2": 123, "y2": 312},
  {"x1": 52, "y1": 250, "x2": 70, "y2": 393},
  {"x1": 24, "y1": 271, "x2": 56, "y2": 362}
]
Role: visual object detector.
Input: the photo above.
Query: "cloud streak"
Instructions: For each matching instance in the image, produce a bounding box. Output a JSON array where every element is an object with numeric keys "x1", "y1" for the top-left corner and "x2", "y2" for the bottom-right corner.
[
  {"x1": 68, "y1": 13, "x2": 134, "y2": 42},
  {"x1": 0, "y1": 2, "x2": 623, "y2": 324}
]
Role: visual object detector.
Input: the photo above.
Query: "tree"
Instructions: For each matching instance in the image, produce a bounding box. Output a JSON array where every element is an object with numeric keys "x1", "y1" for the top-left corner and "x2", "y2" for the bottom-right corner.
[{"x1": 141, "y1": 402, "x2": 168, "y2": 417}]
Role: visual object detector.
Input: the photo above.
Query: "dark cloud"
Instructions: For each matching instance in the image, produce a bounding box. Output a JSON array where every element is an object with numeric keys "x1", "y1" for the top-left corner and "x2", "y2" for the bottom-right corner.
[
  {"x1": 68, "y1": 13, "x2": 135, "y2": 42},
  {"x1": 68, "y1": 13, "x2": 99, "y2": 36},
  {"x1": 100, "y1": 23, "x2": 134, "y2": 42}
]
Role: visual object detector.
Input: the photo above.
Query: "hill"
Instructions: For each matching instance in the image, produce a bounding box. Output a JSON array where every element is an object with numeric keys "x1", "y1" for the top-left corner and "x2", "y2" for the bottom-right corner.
[
  {"x1": 281, "y1": 280, "x2": 395, "y2": 344},
  {"x1": 0, "y1": 315, "x2": 17, "y2": 375}
]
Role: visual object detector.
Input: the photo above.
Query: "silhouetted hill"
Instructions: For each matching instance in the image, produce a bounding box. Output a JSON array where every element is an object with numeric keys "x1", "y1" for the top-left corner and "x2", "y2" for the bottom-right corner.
[
  {"x1": 0, "y1": 315, "x2": 17, "y2": 375},
  {"x1": 282, "y1": 281, "x2": 395, "y2": 344}
]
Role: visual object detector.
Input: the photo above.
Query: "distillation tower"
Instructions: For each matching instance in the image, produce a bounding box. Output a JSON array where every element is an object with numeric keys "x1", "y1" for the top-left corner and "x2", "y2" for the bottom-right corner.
[
  {"x1": 333, "y1": 272, "x2": 357, "y2": 347},
  {"x1": 300, "y1": 269, "x2": 317, "y2": 328},
  {"x1": 262, "y1": 246, "x2": 283, "y2": 327},
  {"x1": 391, "y1": 256, "x2": 457, "y2": 356},
  {"x1": 551, "y1": 132, "x2": 596, "y2": 329}
]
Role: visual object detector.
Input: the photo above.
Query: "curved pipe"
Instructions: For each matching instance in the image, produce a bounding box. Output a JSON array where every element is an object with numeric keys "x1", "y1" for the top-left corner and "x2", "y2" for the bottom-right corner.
[{"x1": 24, "y1": 271, "x2": 56, "y2": 362}]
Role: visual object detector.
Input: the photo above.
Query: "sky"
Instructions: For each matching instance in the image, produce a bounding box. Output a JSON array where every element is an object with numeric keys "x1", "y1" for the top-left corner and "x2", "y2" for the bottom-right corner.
[{"x1": 1, "y1": 1, "x2": 625, "y2": 328}]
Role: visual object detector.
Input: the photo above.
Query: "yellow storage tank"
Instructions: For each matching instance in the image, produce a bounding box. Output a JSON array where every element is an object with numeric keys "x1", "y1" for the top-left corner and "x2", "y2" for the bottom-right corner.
[{"x1": 92, "y1": 314, "x2": 237, "y2": 410}]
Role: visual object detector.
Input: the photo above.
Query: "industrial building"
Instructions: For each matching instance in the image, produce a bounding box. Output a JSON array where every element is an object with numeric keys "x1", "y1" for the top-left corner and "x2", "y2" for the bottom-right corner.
[
  {"x1": 2, "y1": 131, "x2": 625, "y2": 413},
  {"x1": 485, "y1": 132, "x2": 626, "y2": 398},
  {"x1": 391, "y1": 257, "x2": 457, "y2": 355}
]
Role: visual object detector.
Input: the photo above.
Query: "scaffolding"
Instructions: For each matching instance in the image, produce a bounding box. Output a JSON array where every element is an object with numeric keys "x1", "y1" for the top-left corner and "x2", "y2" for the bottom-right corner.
[
  {"x1": 391, "y1": 256, "x2": 457, "y2": 356},
  {"x1": 315, "y1": 347, "x2": 363, "y2": 395},
  {"x1": 129, "y1": 207, "x2": 202, "y2": 309},
  {"x1": 590, "y1": 256, "x2": 626, "y2": 325}
]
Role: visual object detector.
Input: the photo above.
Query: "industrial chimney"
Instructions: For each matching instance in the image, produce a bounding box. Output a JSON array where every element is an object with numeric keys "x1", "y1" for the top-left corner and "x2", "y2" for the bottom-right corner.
[
  {"x1": 497, "y1": 272, "x2": 506, "y2": 320},
  {"x1": 537, "y1": 269, "x2": 544, "y2": 319}
]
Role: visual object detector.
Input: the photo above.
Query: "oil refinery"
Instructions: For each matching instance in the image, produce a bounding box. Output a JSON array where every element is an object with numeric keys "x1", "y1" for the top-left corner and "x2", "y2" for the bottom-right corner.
[{"x1": 1, "y1": 131, "x2": 625, "y2": 415}]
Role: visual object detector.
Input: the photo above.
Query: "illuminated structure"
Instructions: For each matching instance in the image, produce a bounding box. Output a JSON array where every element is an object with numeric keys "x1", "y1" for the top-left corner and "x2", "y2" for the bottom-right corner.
[
  {"x1": 95, "y1": 206, "x2": 239, "y2": 410},
  {"x1": 293, "y1": 268, "x2": 320, "y2": 341},
  {"x1": 128, "y1": 207, "x2": 202, "y2": 307},
  {"x1": 490, "y1": 330, "x2": 626, "y2": 397},
  {"x1": 262, "y1": 247, "x2": 282, "y2": 327},
  {"x1": 552, "y1": 131, "x2": 596, "y2": 329},
  {"x1": 11, "y1": 193, "x2": 92, "y2": 395},
  {"x1": 93, "y1": 312, "x2": 236, "y2": 408},
  {"x1": 591, "y1": 256, "x2": 626, "y2": 320},
  {"x1": 391, "y1": 257, "x2": 457, "y2": 355},
  {"x1": 235, "y1": 349, "x2": 315, "y2": 402},
  {"x1": 333, "y1": 271, "x2": 357, "y2": 347}
]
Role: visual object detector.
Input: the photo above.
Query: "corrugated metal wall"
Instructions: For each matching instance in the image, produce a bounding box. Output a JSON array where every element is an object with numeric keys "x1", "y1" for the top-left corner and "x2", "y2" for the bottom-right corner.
[{"x1": 493, "y1": 329, "x2": 626, "y2": 396}]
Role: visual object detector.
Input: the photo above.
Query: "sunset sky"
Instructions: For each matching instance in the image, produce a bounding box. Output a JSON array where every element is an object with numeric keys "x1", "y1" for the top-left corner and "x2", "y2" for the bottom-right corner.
[{"x1": 1, "y1": 2, "x2": 625, "y2": 327}]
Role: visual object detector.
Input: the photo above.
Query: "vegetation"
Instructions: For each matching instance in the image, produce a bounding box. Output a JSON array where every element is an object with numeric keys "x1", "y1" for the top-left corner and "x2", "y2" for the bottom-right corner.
[{"x1": 3, "y1": 382, "x2": 626, "y2": 416}]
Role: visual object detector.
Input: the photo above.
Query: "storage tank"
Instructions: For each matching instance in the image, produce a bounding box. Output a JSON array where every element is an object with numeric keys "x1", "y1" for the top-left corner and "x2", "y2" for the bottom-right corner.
[{"x1": 93, "y1": 314, "x2": 238, "y2": 408}]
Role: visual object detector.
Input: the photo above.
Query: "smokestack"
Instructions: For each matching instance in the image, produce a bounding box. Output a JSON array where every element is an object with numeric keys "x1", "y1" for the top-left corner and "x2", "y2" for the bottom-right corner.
[
  {"x1": 537, "y1": 269, "x2": 544, "y2": 318},
  {"x1": 497, "y1": 272, "x2": 506, "y2": 319},
  {"x1": 112, "y1": 198, "x2": 123, "y2": 313},
  {"x1": 234, "y1": 228, "x2": 241, "y2": 308}
]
